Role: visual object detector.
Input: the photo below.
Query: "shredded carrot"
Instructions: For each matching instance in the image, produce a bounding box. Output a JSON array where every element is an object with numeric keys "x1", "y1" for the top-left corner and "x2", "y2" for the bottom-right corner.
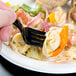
[
  {"x1": 49, "y1": 26, "x2": 68, "y2": 57},
  {"x1": 16, "y1": 9, "x2": 28, "y2": 24}
]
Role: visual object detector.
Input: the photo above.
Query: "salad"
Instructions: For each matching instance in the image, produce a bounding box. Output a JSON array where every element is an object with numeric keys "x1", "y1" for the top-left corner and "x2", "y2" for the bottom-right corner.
[{"x1": 5, "y1": 0, "x2": 76, "y2": 63}]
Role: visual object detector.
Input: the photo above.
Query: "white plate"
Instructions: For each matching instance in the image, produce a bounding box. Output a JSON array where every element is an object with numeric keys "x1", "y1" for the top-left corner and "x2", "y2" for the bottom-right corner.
[{"x1": 0, "y1": 0, "x2": 76, "y2": 74}]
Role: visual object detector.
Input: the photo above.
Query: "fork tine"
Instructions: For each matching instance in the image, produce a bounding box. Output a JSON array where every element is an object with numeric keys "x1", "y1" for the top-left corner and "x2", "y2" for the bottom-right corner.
[
  {"x1": 29, "y1": 41, "x2": 43, "y2": 47},
  {"x1": 31, "y1": 37, "x2": 44, "y2": 43},
  {"x1": 23, "y1": 37, "x2": 43, "y2": 47},
  {"x1": 23, "y1": 27, "x2": 46, "y2": 47},
  {"x1": 14, "y1": 20, "x2": 45, "y2": 47},
  {"x1": 22, "y1": 32, "x2": 43, "y2": 47},
  {"x1": 26, "y1": 27, "x2": 46, "y2": 35},
  {"x1": 23, "y1": 35, "x2": 43, "y2": 47},
  {"x1": 31, "y1": 33, "x2": 46, "y2": 39}
]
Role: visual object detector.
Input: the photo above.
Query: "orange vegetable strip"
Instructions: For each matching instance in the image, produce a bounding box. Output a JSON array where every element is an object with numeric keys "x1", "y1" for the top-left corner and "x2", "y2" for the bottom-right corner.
[
  {"x1": 16, "y1": 9, "x2": 28, "y2": 24},
  {"x1": 49, "y1": 26, "x2": 68, "y2": 57}
]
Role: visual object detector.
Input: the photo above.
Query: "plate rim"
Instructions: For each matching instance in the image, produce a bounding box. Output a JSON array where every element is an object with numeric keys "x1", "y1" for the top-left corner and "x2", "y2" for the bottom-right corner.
[{"x1": 1, "y1": 53, "x2": 75, "y2": 74}]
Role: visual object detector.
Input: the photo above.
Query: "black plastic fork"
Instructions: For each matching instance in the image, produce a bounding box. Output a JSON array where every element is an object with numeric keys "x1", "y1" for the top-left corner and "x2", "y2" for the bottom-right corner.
[{"x1": 13, "y1": 20, "x2": 46, "y2": 47}]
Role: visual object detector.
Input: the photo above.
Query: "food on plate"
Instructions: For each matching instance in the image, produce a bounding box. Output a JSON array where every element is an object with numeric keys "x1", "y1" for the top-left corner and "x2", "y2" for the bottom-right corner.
[
  {"x1": 67, "y1": 0, "x2": 76, "y2": 24},
  {"x1": 48, "y1": 7, "x2": 67, "y2": 25},
  {"x1": 43, "y1": 27, "x2": 61, "y2": 57},
  {"x1": 43, "y1": 26, "x2": 68, "y2": 57},
  {"x1": 4, "y1": 0, "x2": 76, "y2": 63},
  {"x1": 10, "y1": 33, "x2": 44, "y2": 60},
  {"x1": 12, "y1": 4, "x2": 20, "y2": 12},
  {"x1": 16, "y1": 9, "x2": 28, "y2": 24},
  {"x1": 36, "y1": 0, "x2": 69, "y2": 9},
  {"x1": 68, "y1": 32, "x2": 76, "y2": 46},
  {"x1": 25, "y1": 47, "x2": 43, "y2": 60},
  {"x1": 20, "y1": 4, "x2": 42, "y2": 15}
]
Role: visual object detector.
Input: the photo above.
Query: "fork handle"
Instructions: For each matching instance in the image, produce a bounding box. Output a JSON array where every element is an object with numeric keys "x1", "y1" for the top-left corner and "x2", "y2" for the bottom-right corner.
[{"x1": 13, "y1": 20, "x2": 23, "y2": 32}]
